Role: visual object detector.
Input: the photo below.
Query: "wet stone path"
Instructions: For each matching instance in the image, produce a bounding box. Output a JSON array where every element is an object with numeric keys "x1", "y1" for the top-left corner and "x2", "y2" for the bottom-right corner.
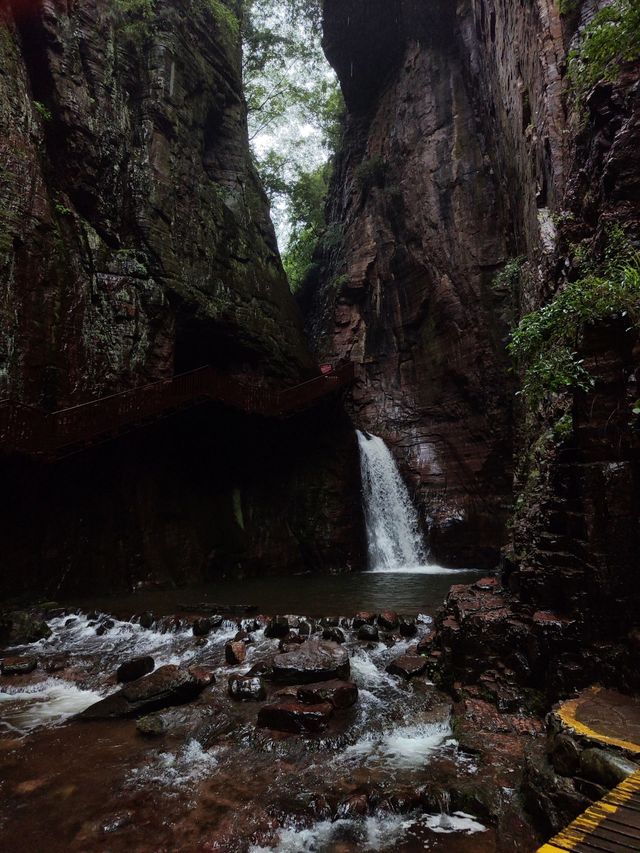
[{"x1": 0, "y1": 609, "x2": 539, "y2": 851}]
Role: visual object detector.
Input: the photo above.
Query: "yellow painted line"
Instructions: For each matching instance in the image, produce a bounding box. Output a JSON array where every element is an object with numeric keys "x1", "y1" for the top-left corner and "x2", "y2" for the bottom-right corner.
[
  {"x1": 538, "y1": 770, "x2": 640, "y2": 852},
  {"x1": 556, "y1": 687, "x2": 640, "y2": 754}
]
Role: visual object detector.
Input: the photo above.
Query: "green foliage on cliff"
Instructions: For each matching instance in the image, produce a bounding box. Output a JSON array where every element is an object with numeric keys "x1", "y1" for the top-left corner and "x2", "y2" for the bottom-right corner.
[
  {"x1": 282, "y1": 163, "x2": 332, "y2": 290},
  {"x1": 33, "y1": 101, "x2": 52, "y2": 122},
  {"x1": 510, "y1": 228, "x2": 640, "y2": 405},
  {"x1": 568, "y1": 0, "x2": 640, "y2": 107},
  {"x1": 114, "y1": 0, "x2": 155, "y2": 44},
  {"x1": 354, "y1": 156, "x2": 388, "y2": 195}
]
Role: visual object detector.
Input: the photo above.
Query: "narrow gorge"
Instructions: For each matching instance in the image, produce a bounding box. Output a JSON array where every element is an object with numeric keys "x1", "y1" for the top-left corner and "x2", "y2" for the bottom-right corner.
[{"x1": 1, "y1": 0, "x2": 639, "y2": 851}]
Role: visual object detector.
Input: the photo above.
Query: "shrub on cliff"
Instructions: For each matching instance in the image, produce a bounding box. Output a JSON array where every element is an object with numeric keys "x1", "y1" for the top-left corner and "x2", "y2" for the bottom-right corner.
[
  {"x1": 509, "y1": 228, "x2": 640, "y2": 405},
  {"x1": 568, "y1": 0, "x2": 640, "y2": 108}
]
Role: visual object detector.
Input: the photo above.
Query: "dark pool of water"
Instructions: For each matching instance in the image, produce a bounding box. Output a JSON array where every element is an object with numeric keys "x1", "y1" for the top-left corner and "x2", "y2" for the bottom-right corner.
[{"x1": 71, "y1": 568, "x2": 484, "y2": 619}]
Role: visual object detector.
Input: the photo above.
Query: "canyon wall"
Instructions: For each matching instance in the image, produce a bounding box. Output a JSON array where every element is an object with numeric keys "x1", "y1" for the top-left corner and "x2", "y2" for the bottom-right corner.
[
  {"x1": 309, "y1": 0, "x2": 639, "y2": 682},
  {"x1": 303, "y1": 0, "x2": 516, "y2": 568},
  {"x1": 0, "y1": 0, "x2": 364, "y2": 596}
]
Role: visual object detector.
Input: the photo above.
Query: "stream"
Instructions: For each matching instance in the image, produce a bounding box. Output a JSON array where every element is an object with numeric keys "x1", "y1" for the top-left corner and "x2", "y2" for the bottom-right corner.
[
  {"x1": 0, "y1": 596, "x2": 503, "y2": 852},
  {"x1": 0, "y1": 434, "x2": 533, "y2": 850}
]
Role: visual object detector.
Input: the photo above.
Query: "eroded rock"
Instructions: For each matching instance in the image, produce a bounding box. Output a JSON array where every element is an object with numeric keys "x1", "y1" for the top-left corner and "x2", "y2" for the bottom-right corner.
[
  {"x1": 225, "y1": 641, "x2": 247, "y2": 666},
  {"x1": 271, "y1": 641, "x2": 349, "y2": 684},
  {"x1": 386, "y1": 655, "x2": 428, "y2": 680},
  {"x1": 256, "y1": 702, "x2": 333, "y2": 733},
  {"x1": 78, "y1": 665, "x2": 205, "y2": 719}
]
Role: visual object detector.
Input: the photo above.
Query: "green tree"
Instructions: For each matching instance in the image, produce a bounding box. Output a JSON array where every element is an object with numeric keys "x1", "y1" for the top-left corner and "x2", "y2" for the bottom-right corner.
[{"x1": 241, "y1": 0, "x2": 344, "y2": 287}]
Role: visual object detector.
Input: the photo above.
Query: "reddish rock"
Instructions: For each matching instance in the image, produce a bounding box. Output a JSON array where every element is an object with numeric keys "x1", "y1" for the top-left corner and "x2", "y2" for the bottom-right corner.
[
  {"x1": 188, "y1": 666, "x2": 216, "y2": 689},
  {"x1": 386, "y1": 655, "x2": 428, "y2": 680},
  {"x1": 475, "y1": 577, "x2": 500, "y2": 592},
  {"x1": 297, "y1": 680, "x2": 358, "y2": 709},
  {"x1": 271, "y1": 641, "x2": 350, "y2": 684},
  {"x1": 256, "y1": 702, "x2": 333, "y2": 733},
  {"x1": 378, "y1": 611, "x2": 399, "y2": 630},
  {"x1": 353, "y1": 612, "x2": 376, "y2": 629},
  {"x1": 225, "y1": 641, "x2": 247, "y2": 666}
]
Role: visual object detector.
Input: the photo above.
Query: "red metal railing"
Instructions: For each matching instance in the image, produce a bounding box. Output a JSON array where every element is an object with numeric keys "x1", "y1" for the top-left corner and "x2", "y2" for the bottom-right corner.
[{"x1": 0, "y1": 362, "x2": 354, "y2": 458}]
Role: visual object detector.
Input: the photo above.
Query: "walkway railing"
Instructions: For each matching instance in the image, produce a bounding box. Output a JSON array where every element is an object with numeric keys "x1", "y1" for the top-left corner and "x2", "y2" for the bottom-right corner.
[{"x1": 0, "y1": 362, "x2": 354, "y2": 459}]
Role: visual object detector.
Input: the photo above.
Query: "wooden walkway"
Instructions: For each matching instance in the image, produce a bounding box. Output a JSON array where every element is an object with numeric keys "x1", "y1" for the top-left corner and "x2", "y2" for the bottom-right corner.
[
  {"x1": 0, "y1": 362, "x2": 354, "y2": 460},
  {"x1": 539, "y1": 770, "x2": 640, "y2": 852}
]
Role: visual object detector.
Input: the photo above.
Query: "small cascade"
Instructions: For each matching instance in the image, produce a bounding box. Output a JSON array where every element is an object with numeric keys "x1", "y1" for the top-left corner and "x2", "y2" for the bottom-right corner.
[{"x1": 356, "y1": 430, "x2": 427, "y2": 571}]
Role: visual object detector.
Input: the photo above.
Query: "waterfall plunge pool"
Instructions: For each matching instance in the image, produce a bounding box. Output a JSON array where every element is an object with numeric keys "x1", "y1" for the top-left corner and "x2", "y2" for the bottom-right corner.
[{"x1": 68, "y1": 567, "x2": 484, "y2": 622}]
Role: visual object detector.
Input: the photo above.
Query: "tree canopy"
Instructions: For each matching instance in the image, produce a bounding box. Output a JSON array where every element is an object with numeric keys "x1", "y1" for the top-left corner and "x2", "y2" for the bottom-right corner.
[{"x1": 241, "y1": 0, "x2": 343, "y2": 290}]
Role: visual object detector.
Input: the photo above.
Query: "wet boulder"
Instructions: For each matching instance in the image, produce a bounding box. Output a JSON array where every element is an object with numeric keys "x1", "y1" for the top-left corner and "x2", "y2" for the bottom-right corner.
[
  {"x1": 337, "y1": 794, "x2": 368, "y2": 817},
  {"x1": 116, "y1": 656, "x2": 155, "y2": 683},
  {"x1": 579, "y1": 748, "x2": 639, "y2": 789},
  {"x1": 357, "y1": 624, "x2": 379, "y2": 642},
  {"x1": 139, "y1": 611, "x2": 155, "y2": 630},
  {"x1": 225, "y1": 641, "x2": 247, "y2": 665},
  {"x1": 297, "y1": 679, "x2": 358, "y2": 710},
  {"x1": 378, "y1": 611, "x2": 399, "y2": 630},
  {"x1": 353, "y1": 612, "x2": 376, "y2": 629},
  {"x1": 192, "y1": 618, "x2": 212, "y2": 637},
  {"x1": 264, "y1": 617, "x2": 290, "y2": 639},
  {"x1": 77, "y1": 665, "x2": 205, "y2": 719},
  {"x1": 0, "y1": 611, "x2": 52, "y2": 645},
  {"x1": 399, "y1": 619, "x2": 418, "y2": 638},
  {"x1": 95, "y1": 619, "x2": 115, "y2": 636},
  {"x1": 271, "y1": 640, "x2": 350, "y2": 684},
  {"x1": 322, "y1": 627, "x2": 346, "y2": 644},
  {"x1": 228, "y1": 675, "x2": 267, "y2": 701},
  {"x1": 386, "y1": 654, "x2": 428, "y2": 679},
  {"x1": 278, "y1": 634, "x2": 305, "y2": 652},
  {"x1": 257, "y1": 701, "x2": 333, "y2": 733},
  {"x1": 246, "y1": 660, "x2": 273, "y2": 678},
  {"x1": 298, "y1": 621, "x2": 312, "y2": 636},
  {"x1": 1, "y1": 655, "x2": 38, "y2": 675}
]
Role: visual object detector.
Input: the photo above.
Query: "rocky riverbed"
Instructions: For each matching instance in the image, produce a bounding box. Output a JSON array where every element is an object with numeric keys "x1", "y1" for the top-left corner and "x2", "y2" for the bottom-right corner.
[{"x1": 0, "y1": 601, "x2": 543, "y2": 851}]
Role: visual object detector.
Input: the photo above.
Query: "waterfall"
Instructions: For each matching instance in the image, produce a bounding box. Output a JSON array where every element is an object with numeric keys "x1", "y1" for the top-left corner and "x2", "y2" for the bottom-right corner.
[{"x1": 356, "y1": 430, "x2": 427, "y2": 571}]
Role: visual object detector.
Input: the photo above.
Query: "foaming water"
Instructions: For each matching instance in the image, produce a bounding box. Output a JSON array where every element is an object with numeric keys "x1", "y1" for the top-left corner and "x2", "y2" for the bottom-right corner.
[
  {"x1": 0, "y1": 600, "x2": 504, "y2": 851},
  {"x1": 250, "y1": 809, "x2": 487, "y2": 852},
  {"x1": 0, "y1": 678, "x2": 104, "y2": 733},
  {"x1": 420, "y1": 811, "x2": 487, "y2": 834},
  {"x1": 357, "y1": 430, "x2": 427, "y2": 571},
  {"x1": 342, "y1": 719, "x2": 452, "y2": 770},
  {"x1": 128, "y1": 739, "x2": 221, "y2": 794},
  {"x1": 250, "y1": 813, "x2": 409, "y2": 853},
  {"x1": 366, "y1": 565, "x2": 466, "y2": 575}
]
